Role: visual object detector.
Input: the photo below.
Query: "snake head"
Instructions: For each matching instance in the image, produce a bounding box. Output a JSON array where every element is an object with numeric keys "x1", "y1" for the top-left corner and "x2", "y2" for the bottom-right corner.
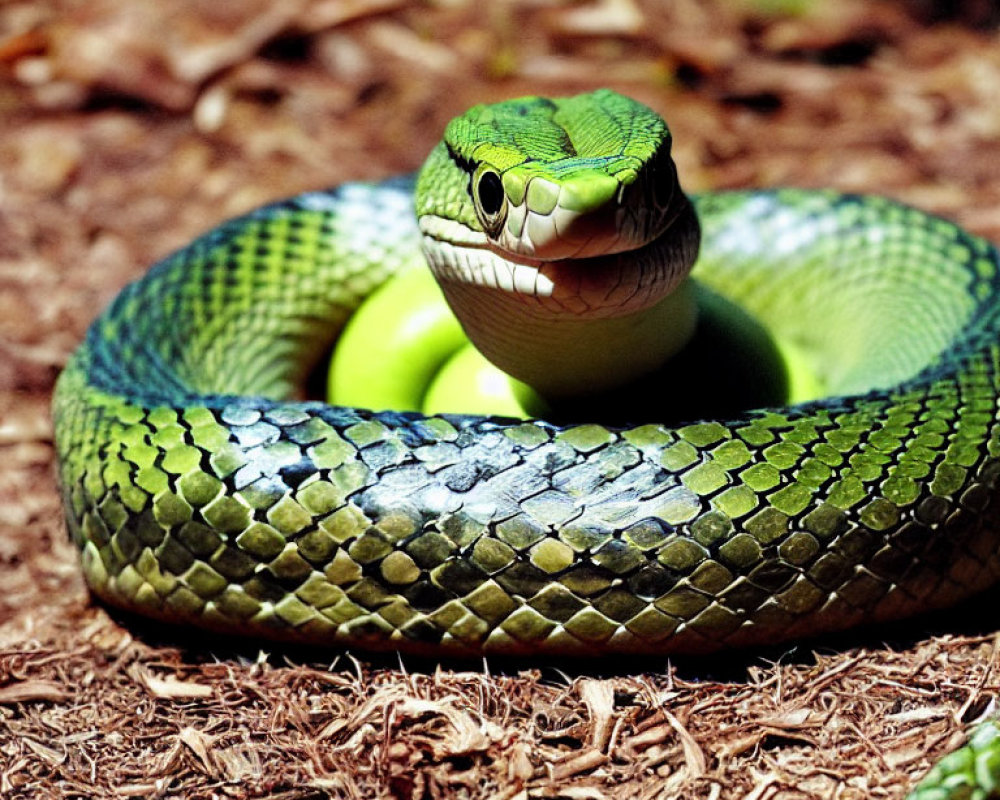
[
  {"x1": 414, "y1": 90, "x2": 702, "y2": 396},
  {"x1": 416, "y1": 89, "x2": 686, "y2": 263}
]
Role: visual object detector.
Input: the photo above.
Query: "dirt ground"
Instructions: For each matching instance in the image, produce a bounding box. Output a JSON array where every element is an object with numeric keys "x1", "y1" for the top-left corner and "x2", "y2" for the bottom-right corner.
[{"x1": 5, "y1": 1, "x2": 1000, "y2": 797}]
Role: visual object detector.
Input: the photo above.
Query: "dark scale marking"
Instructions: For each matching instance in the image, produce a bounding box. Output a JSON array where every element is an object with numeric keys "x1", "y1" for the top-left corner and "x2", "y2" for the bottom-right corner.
[{"x1": 277, "y1": 459, "x2": 316, "y2": 490}]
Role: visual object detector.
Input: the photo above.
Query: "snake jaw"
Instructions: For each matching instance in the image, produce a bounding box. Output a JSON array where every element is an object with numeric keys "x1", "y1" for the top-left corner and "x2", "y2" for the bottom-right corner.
[
  {"x1": 419, "y1": 197, "x2": 699, "y2": 319},
  {"x1": 417, "y1": 214, "x2": 490, "y2": 250},
  {"x1": 418, "y1": 176, "x2": 694, "y2": 315},
  {"x1": 418, "y1": 215, "x2": 556, "y2": 299}
]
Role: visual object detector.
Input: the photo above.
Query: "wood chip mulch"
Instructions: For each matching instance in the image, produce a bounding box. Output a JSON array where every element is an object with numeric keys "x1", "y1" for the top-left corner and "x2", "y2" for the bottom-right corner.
[{"x1": 4, "y1": 1, "x2": 1000, "y2": 797}]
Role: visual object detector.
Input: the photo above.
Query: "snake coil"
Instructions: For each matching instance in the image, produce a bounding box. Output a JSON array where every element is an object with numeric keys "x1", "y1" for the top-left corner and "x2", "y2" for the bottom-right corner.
[
  {"x1": 53, "y1": 90, "x2": 1000, "y2": 796},
  {"x1": 53, "y1": 181, "x2": 1000, "y2": 657}
]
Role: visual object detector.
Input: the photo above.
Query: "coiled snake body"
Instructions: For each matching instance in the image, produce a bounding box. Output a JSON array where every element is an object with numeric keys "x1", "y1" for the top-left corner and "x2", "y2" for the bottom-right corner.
[{"x1": 53, "y1": 91, "x2": 1000, "y2": 794}]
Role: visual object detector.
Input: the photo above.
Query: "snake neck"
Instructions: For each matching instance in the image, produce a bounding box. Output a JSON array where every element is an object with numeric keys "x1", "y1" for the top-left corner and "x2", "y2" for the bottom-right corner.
[{"x1": 432, "y1": 197, "x2": 701, "y2": 399}]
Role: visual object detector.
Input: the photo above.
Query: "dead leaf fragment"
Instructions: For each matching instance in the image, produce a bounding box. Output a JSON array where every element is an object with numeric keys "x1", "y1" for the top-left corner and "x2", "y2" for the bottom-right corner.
[
  {"x1": 0, "y1": 679, "x2": 70, "y2": 703},
  {"x1": 131, "y1": 666, "x2": 214, "y2": 699}
]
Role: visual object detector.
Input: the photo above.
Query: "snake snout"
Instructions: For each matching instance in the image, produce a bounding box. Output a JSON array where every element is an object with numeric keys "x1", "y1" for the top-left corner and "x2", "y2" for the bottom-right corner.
[{"x1": 491, "y1": 165, "x2": 681, "y2": 263}]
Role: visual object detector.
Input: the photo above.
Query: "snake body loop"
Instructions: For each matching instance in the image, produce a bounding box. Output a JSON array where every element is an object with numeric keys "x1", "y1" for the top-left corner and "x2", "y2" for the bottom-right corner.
[{"x1": 53, "y1": 174, "x2": 1000, "y2": 657}]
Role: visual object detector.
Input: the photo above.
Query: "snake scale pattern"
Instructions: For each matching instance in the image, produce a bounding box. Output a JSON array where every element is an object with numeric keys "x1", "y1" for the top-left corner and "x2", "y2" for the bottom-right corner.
[
  {"x1": 51, "y1": 91, "x2": 1000, "y2": 796},
  {"x1": 53, "y1": 181, "x2": 1000, "y2": 654}
]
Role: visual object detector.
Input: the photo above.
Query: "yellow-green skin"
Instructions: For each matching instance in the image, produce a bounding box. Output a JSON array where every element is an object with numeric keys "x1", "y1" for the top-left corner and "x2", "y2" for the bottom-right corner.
[
  {"x1": 327, "y1": 264, "x2": 546, "y2": 418},
  {"x1": 51, "y1": 91, "x2": 1000, "y2": 797}
]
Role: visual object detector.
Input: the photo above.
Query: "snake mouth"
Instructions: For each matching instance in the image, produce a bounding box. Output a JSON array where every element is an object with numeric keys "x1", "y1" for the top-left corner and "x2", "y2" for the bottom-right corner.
[{"x1": 418, "y1": 191, "x2": 700, "y2": 318}]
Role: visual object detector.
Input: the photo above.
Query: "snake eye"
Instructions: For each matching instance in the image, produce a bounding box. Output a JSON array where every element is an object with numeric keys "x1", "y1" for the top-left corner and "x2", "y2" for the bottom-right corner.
[{"x1": 474, "y1": 169, "x2": 507, "y2": 235}]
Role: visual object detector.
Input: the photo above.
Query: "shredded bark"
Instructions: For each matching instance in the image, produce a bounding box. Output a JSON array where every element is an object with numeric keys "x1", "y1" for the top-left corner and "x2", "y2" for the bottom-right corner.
[{"x1": 4, "y1": 1, "x2": 1000, "y2": 797}]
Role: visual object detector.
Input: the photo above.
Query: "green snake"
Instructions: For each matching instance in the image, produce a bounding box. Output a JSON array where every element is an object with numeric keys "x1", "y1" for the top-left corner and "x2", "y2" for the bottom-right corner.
[{"x1": 53, "y1": 90, "x2": 1000, "y2": 796}]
